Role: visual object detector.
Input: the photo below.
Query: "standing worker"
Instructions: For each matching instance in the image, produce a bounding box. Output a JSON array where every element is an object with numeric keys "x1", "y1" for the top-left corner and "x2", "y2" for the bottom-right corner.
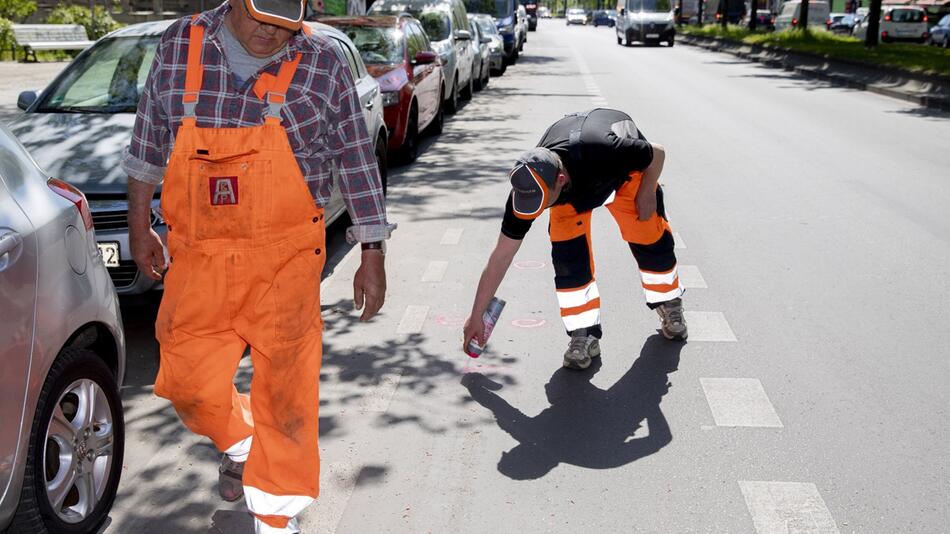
[
  {"x1": 123, "y1": 0, "x2": 391, "y2": 531},
  {"x1": 463, "y1": 108, "x2": 686, "y2": 370}
]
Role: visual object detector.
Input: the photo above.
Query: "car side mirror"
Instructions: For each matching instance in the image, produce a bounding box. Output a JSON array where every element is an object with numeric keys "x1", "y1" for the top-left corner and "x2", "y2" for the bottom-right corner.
[
  {"x1": 456, "y1": 29, "x2": 471, "y2": 40},
  {"x1": 413, "y1": 50, "x2": 438, "y2": 64},
  {"x1": 480, "y1": 35, "x2": 492, "y2": 44},
  {"x1": 620, "y1": 8, "x2": 626, "y2": 16},
  {"x1": 17, "y1": 91, "x2": 37, "y2": 110}
]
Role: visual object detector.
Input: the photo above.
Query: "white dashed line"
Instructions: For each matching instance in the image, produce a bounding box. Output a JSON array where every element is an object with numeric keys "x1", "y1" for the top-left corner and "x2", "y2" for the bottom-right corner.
[
  {"x1": 678, "y1": 265, "x2": 708, "y2": 288},
  {"x1": 673, "y1": 232, "x2": 686, "y2": 249},
  {"x1": 396, "y1": 305, "x2": 429, "y2": 334},
  {"x1": 739, "y1": 481, "x2": 839, "y2": 534},
  {"x1": 700, "y1": 378, "x2": 783, "y2": 428},
  {"x1": 420, "y1": 260, "x2": 448, "y2": 282},
  {"x1": 684, "y1": 311, "x2": 737, "y2": 341},
  {"x1": 440, "y1": 228, "x2": 464, "y2": 245}
]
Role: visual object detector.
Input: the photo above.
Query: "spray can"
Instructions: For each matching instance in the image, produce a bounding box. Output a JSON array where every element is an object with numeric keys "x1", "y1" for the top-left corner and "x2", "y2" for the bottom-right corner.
[{"x1": 466, "y1": 297, "x2": 506, "y2": 358}]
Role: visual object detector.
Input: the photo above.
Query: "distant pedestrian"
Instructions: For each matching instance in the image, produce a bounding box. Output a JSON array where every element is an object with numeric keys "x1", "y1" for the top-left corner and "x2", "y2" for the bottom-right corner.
[{"x1": 463, "y1": 108, "x2": 686, "y2": 370}]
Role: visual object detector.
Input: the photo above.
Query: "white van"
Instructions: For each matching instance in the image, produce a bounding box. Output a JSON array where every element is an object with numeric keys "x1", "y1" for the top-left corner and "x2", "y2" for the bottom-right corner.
[
  {"x1": 774, "y1": 0, "x2": 830, "y2": 31},
  {"x1": 853, "y1": 6, "x2": 930, "y2": 43}
]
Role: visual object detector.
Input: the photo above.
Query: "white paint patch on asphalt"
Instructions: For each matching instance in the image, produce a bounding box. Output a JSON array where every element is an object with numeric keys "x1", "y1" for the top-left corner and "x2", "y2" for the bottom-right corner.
[
  {"x1": 739, "y1": 481, "x2": 840, "y2": 534},
  {"x1": 396, "y1": 305, "x2": 429, "y2": 334},
  {"x1": 299, "y1": 462, "x2": 360, "y2": 534},
  {"x1": 700, "y1": 378, "x2": 783, "y2": 428},
  {"x1": 440, "y1": 228, "x2": 464, "y2": 245},
  {"x1": 359, "y1": 371, "x2": 403, "y2": 413},
  {"x1": 673, "y1": 232, "x2": 686, "y2": 249},
  {"x1": 684, "y1": 311, "x2": 737, "y2": 341},
  {"x1": 420, "y1": 260, "x2": 448, "y2": 282},
  {"x1": 678, "y1": 265, "x2": 708, "y2": 288}
]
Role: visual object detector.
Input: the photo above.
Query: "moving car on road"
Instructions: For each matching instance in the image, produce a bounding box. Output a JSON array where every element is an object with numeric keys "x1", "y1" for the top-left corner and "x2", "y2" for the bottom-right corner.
[
  {"x1": 566, "y1": 7, "x2": 590, "y2": 24},
  {"x1": 930, "y1": 14, "x2": 950, "y2": 47},
  {"x1": 471, "y1": 13, "x2": 506, "y2": 75},
  {"x1": 522, "y1": 0, "x2": 539, "y2": 30},
  {"x1": 11, "y1": 20, "x2": 388, "y2": 295},
  {"x1": 774, "y1": 0, "x2": 830, "y2": 30},
  {"x1": 593, "y1": 9, "x2": 618, "y2": 26},
  {"x1": 615, "y1": 0, "x2": 676, "y2": 46},
  {"x1": 0, "y1": 123, "x2": 126, "y2": 534},
  {"x1": 322, "y1": 15, "x2": 445, "y2": 164},
  {"x1": 538, "y1": 5, "x2": 551, "y2": 17},
  {"x1": 854, "y1": 6, "x2": 929, "y2": 43}
]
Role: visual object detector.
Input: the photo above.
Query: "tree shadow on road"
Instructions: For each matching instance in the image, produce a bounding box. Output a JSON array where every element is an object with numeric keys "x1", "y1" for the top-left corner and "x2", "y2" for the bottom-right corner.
[{"x1": 462, "y1": 334, "x2": 682, "y2": 480}]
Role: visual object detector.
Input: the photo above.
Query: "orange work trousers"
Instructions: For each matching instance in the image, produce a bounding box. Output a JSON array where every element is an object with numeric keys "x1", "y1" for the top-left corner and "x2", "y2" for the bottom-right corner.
[
  {"x1": 153, "y1": 21, "x2": 321, "y2": 531},
  {"x1": 549, "y1": 172, "x2": 682, "y2": 335}
]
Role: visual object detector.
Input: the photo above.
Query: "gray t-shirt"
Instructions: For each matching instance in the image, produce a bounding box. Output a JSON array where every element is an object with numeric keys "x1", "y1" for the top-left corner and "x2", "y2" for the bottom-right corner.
[{"x1": 219, "y1": 22, "x2": 284, "y2": 87}]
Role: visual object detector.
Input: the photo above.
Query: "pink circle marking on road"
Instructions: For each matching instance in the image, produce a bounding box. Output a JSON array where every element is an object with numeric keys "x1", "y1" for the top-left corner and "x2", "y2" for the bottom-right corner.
[
  {"x1": 511, "y1": 318, "x2": 547, "y2": 328},
  {"x1": 513, "y1": 260, "x2": 545, "y2": 270}
]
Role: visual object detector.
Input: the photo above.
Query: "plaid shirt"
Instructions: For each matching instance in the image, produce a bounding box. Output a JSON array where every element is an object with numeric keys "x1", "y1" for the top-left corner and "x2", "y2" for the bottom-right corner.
[{"x1": 121, "y1": 3, "x2": 389, "y2": 237}]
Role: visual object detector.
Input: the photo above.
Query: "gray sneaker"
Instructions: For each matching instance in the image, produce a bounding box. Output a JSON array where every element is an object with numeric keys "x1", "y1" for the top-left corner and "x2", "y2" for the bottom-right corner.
[
  {"x1": 657, "y1": 298, "x2": 688, "y2": 341},
  {"x1": 562, "y1": 334, "x2": 601, "y2": 370},
  {"x1": 218, "y1": 455, "x2": 245, "y2": 502}
]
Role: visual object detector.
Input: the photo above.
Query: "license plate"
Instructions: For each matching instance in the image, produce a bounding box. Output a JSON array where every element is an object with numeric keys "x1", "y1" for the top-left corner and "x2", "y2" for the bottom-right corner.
[
  {"x1": 98, "y1": 242, "x2": 120, "y2": 268},
  {"x1": 647, "y1": 33, "x2": 660, "y2": 38}
]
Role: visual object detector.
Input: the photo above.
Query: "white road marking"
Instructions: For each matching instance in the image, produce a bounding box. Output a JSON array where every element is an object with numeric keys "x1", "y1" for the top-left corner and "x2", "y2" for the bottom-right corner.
[
  {"x1": 673, "y1": 232, "x2": 686, "y2": 249},
  {"x1": 299, "y1": 462, "x2": 360, "y2": 533},
  {"x1": 700, "y1": 378, "x2": 783, "y2": 427},
  {"x1": 396, "y1": 305, "x2": 429, "y2": 334},
  {"x1": 684, "y1": 311, "x2": 737, "y2": 341},
  {"x1": 440, "y1": 228, "x2": 464, "y2": 245},
  {"x1": 421, "y1": 260, "x2": 448, "y2": 282},
  {"x1": 359, "y1": 371, "x2": 403, "y2": 413},
  {"x1": 739, "y1": 481, "x2": 840, "y2": 534},
  {"x1": 678, "y1": 265, "x2": 708, "y2": 288}
]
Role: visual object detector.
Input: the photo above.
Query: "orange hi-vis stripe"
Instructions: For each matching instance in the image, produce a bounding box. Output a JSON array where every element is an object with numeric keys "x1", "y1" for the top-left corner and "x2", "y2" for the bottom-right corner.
[
  {"x1": 184, "y1": 22, "x2": 204, "y2": 104},
  {"x1": 642, "y1": 279, "x2": 680, "y2": 293},
  {"x1": 560, "y1": 298, "x2": 601, "y2": 317}
]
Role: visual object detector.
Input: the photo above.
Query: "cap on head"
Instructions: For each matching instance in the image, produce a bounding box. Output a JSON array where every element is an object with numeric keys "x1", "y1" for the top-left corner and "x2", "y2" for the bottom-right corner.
[
  {"x1": 244, "y1": 0, "x2": 306, "y2": 30},
  {"x1": 509, "y1": 147, "x2": 561, "y2": 221}
]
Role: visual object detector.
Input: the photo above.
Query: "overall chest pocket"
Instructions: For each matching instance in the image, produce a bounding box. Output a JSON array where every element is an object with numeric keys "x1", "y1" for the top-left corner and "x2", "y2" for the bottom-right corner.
[{"x1": 188, "y1": 151, "x2": 272, "y2": 241}]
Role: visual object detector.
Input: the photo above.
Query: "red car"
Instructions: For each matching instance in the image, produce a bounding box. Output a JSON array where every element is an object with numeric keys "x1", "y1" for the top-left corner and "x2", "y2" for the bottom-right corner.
[{"x1": 322, "y1": 16, "x2": 445, "y2": 163}]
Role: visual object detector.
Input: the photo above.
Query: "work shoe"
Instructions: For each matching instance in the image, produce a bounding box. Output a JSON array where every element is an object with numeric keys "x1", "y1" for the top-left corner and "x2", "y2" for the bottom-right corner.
[
  {"x1": 218, "y1": 455, "x2": 245, "y2": 502},
  {"x1": 562, "y1": 333, "x2": 601, "y2": 370},
  {"x1": 657, "y1": 297, "x2": 688, "y2": 341}
]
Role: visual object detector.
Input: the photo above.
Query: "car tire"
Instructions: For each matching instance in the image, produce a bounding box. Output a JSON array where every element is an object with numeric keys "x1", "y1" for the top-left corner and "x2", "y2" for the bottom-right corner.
[
  {"x1": 473, "y1": 65, "x2": 483, "y2": 92},
  {"x1": 462, "y1": 71, "x2": 474, "y2": 100},
  {"x1": 375, "y1": 133, "x2": 388, "y2": 196},
  {"x1": 482, "y1": 65, "x2": 490, "y2": 89},
  {"x1": 9, "y1": 348, "x2": 124, "y2": 534},
  {"x1": 446, "y1": 76, "x2": 459, "y2": 115},
  {"x1": 398, "y1": 105, "x2": 419, "y2": 165},
  {"x1": 668, "y1": 36, "x2": 675, "y2": 46},
  {"x1": 510, "y1": 49, "x2": 519, "y2": 64},
  {"x1": 617, "y1": 34, "x2": 623, "y2": 45},
  {"x1": 425, "y1": 89, "x2": 444, "y2": 136}
]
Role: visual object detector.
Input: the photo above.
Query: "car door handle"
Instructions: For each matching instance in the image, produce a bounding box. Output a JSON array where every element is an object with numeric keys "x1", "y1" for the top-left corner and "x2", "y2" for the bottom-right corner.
[
  {"x1": 365, "y1": 101, "x2": 374, "y2": 110},
  {"x1": 0, "y1": 231, "x2": 23, "y2": 271}
]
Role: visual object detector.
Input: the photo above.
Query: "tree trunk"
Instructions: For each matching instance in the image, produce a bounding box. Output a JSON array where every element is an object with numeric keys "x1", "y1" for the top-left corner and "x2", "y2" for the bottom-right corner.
[
  {"x1": 865, "y1": 0, "x2": 882, "y2": 46},
  {"x1": 799, "y1": 0, "x2": 809, "y2": 30},
  {"x1": 750, "y1": 0, "x2": 758, "y2": 29}
]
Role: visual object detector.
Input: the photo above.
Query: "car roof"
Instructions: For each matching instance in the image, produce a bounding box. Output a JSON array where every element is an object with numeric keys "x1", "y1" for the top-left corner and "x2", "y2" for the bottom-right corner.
[{"x1": 319, "y1": 15, "x2": 402, "y2": 27}]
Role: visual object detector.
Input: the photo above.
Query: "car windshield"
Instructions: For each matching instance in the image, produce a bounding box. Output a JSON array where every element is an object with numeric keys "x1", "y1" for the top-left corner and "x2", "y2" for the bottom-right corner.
[
  {"x1": 336, "y1": 26, "x2": 404, "y2": 64},
  {"x1": 891, "y1": 9, "x2": 924, "y2": 22},
  {"x1": 568, "y1": 8, "x2": 584, "y2": 14},
  {"x1": 627, "y1": 0, "x2": 672, "y2": 12},
  {"x1": 418, "y1": 11, "x2": 451, "y2": 40},
  {"x1": 475, "y1": 17, "x2": 498, "y2": 33},
  {"x1": 466, "y1": 0, "x2": 513, "y2": 17},
  {"x1": 37, "y1": 34, "x2": 160, "y2": 113}
]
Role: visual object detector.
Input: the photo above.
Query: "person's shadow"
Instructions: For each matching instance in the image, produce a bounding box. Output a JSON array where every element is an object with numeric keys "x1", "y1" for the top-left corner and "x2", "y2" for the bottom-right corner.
[{"x1": 462, "y1": 334, "x2": 682, "y2": 480}]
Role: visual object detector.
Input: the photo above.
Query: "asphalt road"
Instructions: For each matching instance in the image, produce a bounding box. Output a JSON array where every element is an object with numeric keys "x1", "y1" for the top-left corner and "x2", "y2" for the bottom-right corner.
[{"x1": 90, "y1": 22, "x2": 950, "y2": 533}]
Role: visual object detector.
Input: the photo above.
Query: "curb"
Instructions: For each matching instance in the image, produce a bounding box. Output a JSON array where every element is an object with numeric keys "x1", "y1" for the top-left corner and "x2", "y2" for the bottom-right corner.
[{"x1": 678, "y1": 34, "x2": 950, "y2": 111}]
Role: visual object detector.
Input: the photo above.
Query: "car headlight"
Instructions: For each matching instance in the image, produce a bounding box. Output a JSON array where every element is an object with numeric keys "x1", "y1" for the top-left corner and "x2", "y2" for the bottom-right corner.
[
  {"x1": 490, "y1": 43, "x2": 501, "y2": 52},
  {"x1": 382, "y1": 92, "x2": 400, "y2": 107}
]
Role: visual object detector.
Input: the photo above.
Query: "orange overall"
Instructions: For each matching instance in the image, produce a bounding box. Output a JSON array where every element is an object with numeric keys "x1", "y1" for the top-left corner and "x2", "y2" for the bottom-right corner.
[{"x1": 153, "y1": 22, "x2": 322, "y2": 531}]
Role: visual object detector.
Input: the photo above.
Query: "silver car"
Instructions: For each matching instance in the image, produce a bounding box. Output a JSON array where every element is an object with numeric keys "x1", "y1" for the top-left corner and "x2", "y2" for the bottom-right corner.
[
  {"x1": 0, "y1": 123, "x2": 126, "y2": 532},
  {"x1": 468, "y1": 16, "x2": 492, "y2": 91},
  {"x1": 11, "y1": 20, "x2": 388, "y2": 295},
  {"x1": 471, "y1": 14, "x2": 506, "y2": 75}
]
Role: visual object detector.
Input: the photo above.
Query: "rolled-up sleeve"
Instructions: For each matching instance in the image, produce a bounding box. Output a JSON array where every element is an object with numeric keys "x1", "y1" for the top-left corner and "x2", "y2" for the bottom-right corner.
[
  {"x1": 121, "y1": 38, "x2": 171, "y2": 185},
  {"x1": 326, "y1": 49, "x2": 391, "y2": 242}
]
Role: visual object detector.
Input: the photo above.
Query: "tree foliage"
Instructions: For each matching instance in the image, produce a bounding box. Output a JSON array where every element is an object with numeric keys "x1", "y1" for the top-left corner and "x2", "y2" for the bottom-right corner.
[
  {"x1": 0, "y1": 0, "x2": 37, "y2": 22},
  {"x1": 47, "y1": 3, "x2": 122, "y2": 40}
]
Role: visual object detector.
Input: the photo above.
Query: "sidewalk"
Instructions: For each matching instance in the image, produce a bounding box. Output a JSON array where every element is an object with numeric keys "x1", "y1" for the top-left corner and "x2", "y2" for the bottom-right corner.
[
  {"x1": 0, "y1": 61, "x2": 69, "y2": 125},
  {"x1": 678, "y1": 34, "x2": 950, "y2": 111}
]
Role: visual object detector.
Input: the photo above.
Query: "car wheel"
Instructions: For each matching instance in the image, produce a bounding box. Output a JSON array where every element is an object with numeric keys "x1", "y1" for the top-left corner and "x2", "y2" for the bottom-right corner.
[
  {"x1": 399, "y1": 105, "x2": 419, "y2": 165},
  {"x1": 473, "y1": 65, "x2": 483, "y2": 92},
  {"x1": 426, "y1": 88, "x2": 444, "y2": 136},
  {"x1": 9, "y1": 348, "x2": 124, "y2": 534},
  {"x1": 462, "y1": 71, "x2": 474, "y2": 100},
  {"x1": 446, "y1": 76, "x2": 459, "y2": 114},
  {"x1": 375, "y1": 133, "x2": 388, "y2": 196},
  {"x1": 668, "y1": 36, "x2": 675, "y2": 46},
  {"x1": 510, "y1": 48, "x2": 519, "y2": 64},
  {"x1": 482, "y1": 65, "x2": 490, "y2": 89},
  {"x1": 617, "y1": 33, "x2": 623, "y2": 45}
]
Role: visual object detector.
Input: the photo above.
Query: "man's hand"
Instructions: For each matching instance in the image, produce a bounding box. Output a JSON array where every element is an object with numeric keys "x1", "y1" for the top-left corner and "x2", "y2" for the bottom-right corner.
[
  {"x1": 635, "y1": 187, "x2": 657, "y2": 221},
  {"x1": 353, "y1": 249, "x2": 386, "y2": 321},
  {"x1": 130, "y1": 226, "x2": 167, "y2": 281},
  {"x1": 463, "y1": 313, "x2": 487, "y2": 352}
]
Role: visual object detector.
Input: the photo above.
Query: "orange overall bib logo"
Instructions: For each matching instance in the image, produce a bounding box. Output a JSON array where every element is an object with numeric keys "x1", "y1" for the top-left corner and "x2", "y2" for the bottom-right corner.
[{"x1": 210, "y1": 176, "x2": 239, "y2": 206}]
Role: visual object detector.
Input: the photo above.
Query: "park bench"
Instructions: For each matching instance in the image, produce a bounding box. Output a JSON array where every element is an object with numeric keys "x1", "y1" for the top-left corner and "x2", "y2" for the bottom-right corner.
[{"x1": 11, "y1": 24, "x2": 95, "y2": 62}]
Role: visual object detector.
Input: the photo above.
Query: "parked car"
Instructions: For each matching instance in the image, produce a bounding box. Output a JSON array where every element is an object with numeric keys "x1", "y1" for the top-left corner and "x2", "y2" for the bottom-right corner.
[
  {"x1": 740, "y1": 9, "x2": 775, "y2": 30},
  {"x1": 828, "y1": 13, "x2": 858, "y2": 34},
  {"x1": 516, "y1": 4, "x2": 528, "y2": 48},
  {"x1": 322, "y1": 16, "x2": 445, "y2": 164},
  {"x1": 538, "y1": 5, "x2": 551, "y2": 18},
  {"x1": 468, "y1": 15, "x2": 493, "y2": 90},
  {"x1": 466, "y1": 0, "x2": 523, "y2": 65},
  {"x1": 471, "y1": 13, "x2": 506, "y2": 75},
  {"x1": 930, "y1": 13, "x2": 950, "y2": 47},
  {"x1": 593, "y1": 9, "x2": 618, "y2": 26},
  {"x1": 774, "y1": 0, "x2": 830, "y2": 30},
  {"x1": 854, "y1": 6, "x2": 929, "y2": 43},
  {"x1": 615, "y1": 0, "x2": 676, "y2": 46},
  {"x1": 706, "y1": 0, "x2": 746, "y2": 24},
  {"x1": 566, "y1": 7, "x2": 589, "y2": 24},
  {"x1": 0, "y1": 123, "x2": 126, "y2": 533},
  {"x1": 11, "y1": 20, "x2": 388, "y2": 295},
  {"x1": 371, "y1": 0, "x2": 475, "y2": 113},
  {"x1": 522, "y1": 0, "x2": 539, "y2": 30}
]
